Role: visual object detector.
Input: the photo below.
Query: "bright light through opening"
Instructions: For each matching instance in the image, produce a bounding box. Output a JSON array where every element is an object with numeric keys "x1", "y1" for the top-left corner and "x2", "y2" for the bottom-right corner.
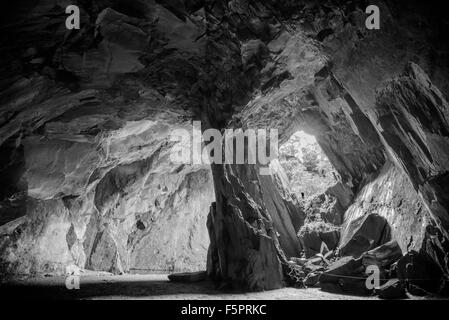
[{"x1": 279, "y1": 131, "x2": 338, "y2": 199}]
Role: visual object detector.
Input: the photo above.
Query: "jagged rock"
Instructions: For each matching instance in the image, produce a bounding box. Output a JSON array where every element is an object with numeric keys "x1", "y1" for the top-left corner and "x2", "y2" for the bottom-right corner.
[
  {"x1": 397, "y1": 251, "x2": 444, "y2": 294},
  {"x1": 341, "y1": 163, "x2": 430, "y2": 256},
  {"x1": 206, "y1": 163, "x2": 294, "y2": 291},
  {"x1": 302, "y1": 193, "x2": 346, "y2": 226},
  {"x1": 320, "y1": 257, "x2": 364, "y2": 281},
  {"x1": 0, "y1": 114, "x2": 215, "y2": 275},
  {"x1": 374, "y1": 63, "x2": 449, "y2": 274},
  {"x1": 421, "y1": 224, "x2": 449, "y2": 275},
  {"x1": 361, "y1": 240, "x2": 403, "y2": 268},
  {"x1": 62, "y1": 7, "x2": 148, "y2": 87},
  {"x1": 320, "y1": 256, "x2": 370, "y2": 295},
  {"x1": 168, "y1": 271, "x2": 208, "y2": 283},
  {"x1": 375, "y1": 279, "x2": 407, "y2": 300},
  {"x1": 303, "y1": 272, "x2": 321, "y2": 288},
  {"x1": 298, "y1": 221, "x2": 340, "y2": 258},
  {"x1": 285, "y1": 263, "x2": 307, "y2": 287},
  {"x1": 307, "y1": 256, "x2": 324, "y2": 266},
  {"x1": 339, "y1": 214, "x2": 392, "y2": 258},
  {"x1": 290, "y1": 257, "x2": 308, "y2": 266},
  {"x1": 303, "y1": 261, "x2": 325, "y2": 274}
]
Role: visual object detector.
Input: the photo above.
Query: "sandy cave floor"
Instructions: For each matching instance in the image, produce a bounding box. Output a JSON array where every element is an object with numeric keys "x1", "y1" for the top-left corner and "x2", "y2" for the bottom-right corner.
[{"x1": 0, "y1": 272, "x2": 438, "y2": 300}]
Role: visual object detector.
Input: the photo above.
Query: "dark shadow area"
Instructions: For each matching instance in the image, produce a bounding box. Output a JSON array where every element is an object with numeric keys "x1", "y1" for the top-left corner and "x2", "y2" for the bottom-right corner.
[{"x1": 0, "y1": 276, "x2": 226, "y2": 300}]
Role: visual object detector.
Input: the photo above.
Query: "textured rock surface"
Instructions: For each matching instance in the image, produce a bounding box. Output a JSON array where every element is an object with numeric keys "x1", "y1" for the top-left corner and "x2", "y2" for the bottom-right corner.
[
  {"x1": 0, "y1": 110, "x2": 215, "y2": 275},
  {"x1": 341, "y1": 162, "x2": 431, "y2": 254},
  {"x1": 361, "y1": 240, "x2": 403, "y2": 268},
  {"x1": 320, "y1": 256, "x2": 370, "y2": 296},
  {"x1": 374, "y1": 63, "x2": 449, "y2": 273},
  {"x1": 1, "y1": 0, "x2": 449, "y2": 292},
  {"x1": 397, "y1": 250, "x2": 444, "y2": 294},
  {"x1": 339, "y1": 213, "x2": 392, "y2": 258},
  {"x1": 206, "y1": 162, "x2": 298, "y2": 291}
]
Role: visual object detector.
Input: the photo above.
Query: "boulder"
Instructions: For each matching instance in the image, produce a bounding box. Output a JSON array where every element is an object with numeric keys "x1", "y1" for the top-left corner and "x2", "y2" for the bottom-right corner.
[
  {"x1": 339, "y1": 214, "x2": 391, "y2": 258},
  {"x1": 320, "y1": 257, "x2": 365, "y2": 281},
  {"x1": 303, "y1": 272, "x2": 322, "y2": 287},
  {"x1": 289, "y1": 257, "x2": 308, "y2": 266},
  {"x1": 361, "y1": 240, "x2": 403, "y2": 268},
  {"x1": 375, "y1": 279, "x2": 407, "y2": 299},
  {"x1": 397, "y1": 250, "x2": 444, "y2": 294},
  {"x1": 168, "y1": 271, "x2": 208, "y2": 283},
  {"x1": 307, "y1": 256, "x2": 324, "y2": 266},
  {"x1": 320, "y1": 256, "x2": 370, "y2": 295}
]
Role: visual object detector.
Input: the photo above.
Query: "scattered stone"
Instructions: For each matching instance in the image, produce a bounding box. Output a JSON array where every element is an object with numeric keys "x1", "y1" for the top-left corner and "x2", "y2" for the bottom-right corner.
[
  {"x1": 168, "y1": 271, "x2": 208, "y2": 283},
  {"x1": 397, "y1": 251, "x2": 443, "y2": 294},
  {"x1": 320, "y1": 256, "x2": 364, "y2": 282},
  {"x1": 303, "y1": 262, "x2": 325, "y2": 274},
  {"x1": 290, "y1": 257, "x2": 308, "y2": 266},
  {"x1": 339, "y1": 214, "x2": 391, "y2": 258},
  {"x1": 320, "y1": 256, "x2": 370, "y2": 295},
  {"x1": 286, "y1": 264, "x2": 307, "y2": 287},
  {"x1": 361, "y1": 240, "x2": 403, "y2": 268},
  {"x1": 298, "y1": 221, "x2": 340, "y2": 258},
  {"x1": 321, "y1": 250, "x2": 336, "y2": 263},
  {"x1": 307, "y1": 256, "x2": 323, "y2": 266},
  {"x1": 375, "y1": 279, "x2": 407, "y2": 299},
  {"x1": 303, "y1": 272, "x2": 321, "y2": 287}
]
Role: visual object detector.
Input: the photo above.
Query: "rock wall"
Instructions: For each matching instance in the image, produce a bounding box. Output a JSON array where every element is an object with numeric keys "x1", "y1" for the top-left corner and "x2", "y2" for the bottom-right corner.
[
  {"x1": 1, "y1": 0, "x2": 449, "y2": 291},
  {"x1": 216, "y1": 0, "x2": 449, "y2": 288},
  {"x1": 0, "y1": 92, "x2": 214, "y2": 275},
  {"x1": 0, "y1": 1, "x2": 220, "y2": 275},
  {"x1": 373, "y1": 63, "x2": 449, "y2": 274},
  {"x1": 341, "y1": 162, "x2": 431, "y2": 254}
]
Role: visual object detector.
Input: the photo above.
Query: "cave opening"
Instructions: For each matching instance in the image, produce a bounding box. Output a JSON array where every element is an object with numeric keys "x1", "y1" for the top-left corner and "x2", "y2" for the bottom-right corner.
[
  {"x1": 278, "y1": 130, "x2": 339, "y2": 201},
  {"x1": 277, "y1": 130, "x2": 345, "y2": 259}
]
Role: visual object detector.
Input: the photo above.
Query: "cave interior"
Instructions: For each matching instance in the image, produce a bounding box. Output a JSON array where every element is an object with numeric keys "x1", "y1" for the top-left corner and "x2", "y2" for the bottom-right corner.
[{"x1": 1, "y1": 0, "x2": 449, "y2": 299}]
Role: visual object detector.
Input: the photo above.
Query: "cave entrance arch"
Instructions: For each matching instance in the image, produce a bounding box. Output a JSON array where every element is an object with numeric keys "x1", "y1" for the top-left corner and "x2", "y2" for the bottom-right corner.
[{"x1": 278, "y1": 130, "x2": 339, "y2": 201}]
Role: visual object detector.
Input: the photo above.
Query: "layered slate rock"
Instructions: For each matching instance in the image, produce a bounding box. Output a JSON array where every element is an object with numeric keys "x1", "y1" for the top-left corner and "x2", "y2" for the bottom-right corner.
[
  {"x1": 320, "y1": 256, "x2": 370, "y2": 296},
  {"x1": 339, "y1": 214, "x2": 391, "y2": 258},
  {"x1": 361, "y1": 240, "x2": 403, "y2": 269},
  {"x1": 374, "y1": 63, "x2": 449, "y2": 273},
  {"x1": 0, "y1": 109, "x2": 215, "y2": 275},
  {"x1": 341, "y1": 163, "x2": 430, "y2": 255},
  {"x1": 397, "y1": 250, "x2": 444, "y2": 294},
  {"x1": 206, "y1": 162, "x2": 298, "y2": 291}
]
